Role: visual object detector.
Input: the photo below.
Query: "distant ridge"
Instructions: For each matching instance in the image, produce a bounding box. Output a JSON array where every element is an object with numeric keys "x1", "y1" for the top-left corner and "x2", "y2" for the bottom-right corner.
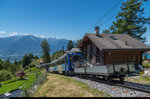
[{"x1": 0, "y1": 35, "x2": 75, "y2": 61}]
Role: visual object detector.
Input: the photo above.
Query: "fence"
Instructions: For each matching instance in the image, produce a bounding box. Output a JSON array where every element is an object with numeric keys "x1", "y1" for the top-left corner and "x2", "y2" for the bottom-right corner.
[{"x1": 23, "y1": 69, "x2": 47, "y2": 97}]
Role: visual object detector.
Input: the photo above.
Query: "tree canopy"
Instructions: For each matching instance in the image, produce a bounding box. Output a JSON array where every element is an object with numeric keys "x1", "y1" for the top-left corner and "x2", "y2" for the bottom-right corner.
[
  {"x1": 67, "y1": 40, "x2": 74, "y2": 50},
  {"x1": 41, "y1": 39, "x2": 51, "y2": 63},
  {"x1": 74, "y1": 39, "x2": 81, "y2": 47},
  {"x1": 103, "y1": 0, "x2": 150, "y2": 42}
]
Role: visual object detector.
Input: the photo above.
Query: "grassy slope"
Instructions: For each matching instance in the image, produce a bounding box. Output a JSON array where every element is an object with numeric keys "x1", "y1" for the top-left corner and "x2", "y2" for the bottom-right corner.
[
  {"x1": 33, "y1": 74, "x2": 111, "y2": 97},
  {"x1": 30, "y1": 58, "x2": 42, "y2": 66},
  {"x1": 0, "y1": 72, "x2": 38, "y2": 95}
]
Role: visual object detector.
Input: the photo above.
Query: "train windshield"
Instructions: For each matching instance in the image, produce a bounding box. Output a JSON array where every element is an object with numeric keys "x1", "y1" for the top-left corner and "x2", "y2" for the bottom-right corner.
[{"x1": 69, "y1": 54, "x2": 83, "y2": 63}]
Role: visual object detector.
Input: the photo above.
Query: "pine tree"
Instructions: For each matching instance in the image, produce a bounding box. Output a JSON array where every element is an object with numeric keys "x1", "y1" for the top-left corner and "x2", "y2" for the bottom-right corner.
[
  {"x1": 0, "y1": 59, "x2": 3, "y2": 70},
  {"x1": 74, "y1": 39, "x2": 81, "y2": 47},
  {"x1": 22, "y1": 54, "x2": 31, "y2": 68},
  {"x1": 29, "y1": 53, "x2": 34, "y2": 62},
  {"x1": 14, "y1": 59, "x2": 18, "y2": 65},
  {"x1": 41, "y1": 39, "x2": 51, "y2": 63},
  {"x1": 110, "y1": 0, "x2": 150, "y2": 42},
  {"x1": 67, "y1": 40, "x2": 74, "y2": 50},
  {"x1": 102, "y1": 29, "x2": 111, "y2": 34}
]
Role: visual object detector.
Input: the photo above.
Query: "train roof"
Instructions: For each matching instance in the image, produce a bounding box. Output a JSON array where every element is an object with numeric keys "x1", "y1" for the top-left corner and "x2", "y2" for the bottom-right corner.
[
  {"x1": 36, "y1": 54, "x2": 67, "y2": 68},
  {"x1": 66, "y1": 48, "x2": 82, "y2": 53},
  {"x1": 36, "y1": 48, "x2": 82, "y2": 68}
]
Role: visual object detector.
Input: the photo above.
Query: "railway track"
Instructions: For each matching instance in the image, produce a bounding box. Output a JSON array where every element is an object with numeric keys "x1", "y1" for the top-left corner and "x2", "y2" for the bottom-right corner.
[
  {"x1": 112, "y1": 80, "x2": 150, "y2": 93},
  {"x1": 70, "y1": 75, "x2": 150, "y2": 94},
  {"x1": 51, "y1": 72, "x2": 150, "y2": 94}
]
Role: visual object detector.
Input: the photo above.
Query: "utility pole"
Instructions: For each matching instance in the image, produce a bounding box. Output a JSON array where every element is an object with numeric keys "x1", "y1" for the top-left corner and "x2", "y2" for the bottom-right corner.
[{"x1": 62, "y1": 46, "x2": 64, "y2": 55}]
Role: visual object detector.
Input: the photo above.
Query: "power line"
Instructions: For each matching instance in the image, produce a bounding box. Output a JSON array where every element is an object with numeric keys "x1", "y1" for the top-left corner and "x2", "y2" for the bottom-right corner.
[
  {"x1": 85, "y1": 0, "x2": 123, "y2": 33},
  {"x1": 76, "y1": 0, "x2": 123, "y2": 40},
  {"x1": 100, "y1": 7, "x2": 122, "y2": 30},
  {"x1": 100, "y1": 0, "x2": 148, "y2": 31}
]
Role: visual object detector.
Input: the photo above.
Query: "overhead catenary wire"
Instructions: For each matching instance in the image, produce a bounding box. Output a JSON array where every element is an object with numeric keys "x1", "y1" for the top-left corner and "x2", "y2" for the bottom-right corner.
[
  {"x1": 75, "y1": 0, "x2": 123, "y2": 41},
  {"x1": 100, "y1": 0, "x2": 149, "y2": 31},
  {"x1": 85, "y1": 0, "x2": 123, "y2": 33}
]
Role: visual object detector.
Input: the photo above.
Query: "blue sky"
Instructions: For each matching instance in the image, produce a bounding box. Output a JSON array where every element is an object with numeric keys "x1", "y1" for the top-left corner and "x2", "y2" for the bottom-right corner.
[{"x1": 0, "y1": 0, "x2": 150, "y2": 43}]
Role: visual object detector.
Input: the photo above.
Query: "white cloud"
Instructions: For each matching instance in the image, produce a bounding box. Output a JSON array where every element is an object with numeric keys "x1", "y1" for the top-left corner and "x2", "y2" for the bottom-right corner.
[
  {"x1": 33, "y1": 34, "x2": 38, "y2": 37},
  {"x1": 9, "y1": 32, "x2": 18, "y2": 36},
  {"x1": 0, "y1": 31, "x2": 6, "y2": 34},
  {"x1": 39, "y1": 35, "x2": 47, "y2": 38},
  {"x1": 23, "y1": 33, "x2": 30, "y2": 35}
]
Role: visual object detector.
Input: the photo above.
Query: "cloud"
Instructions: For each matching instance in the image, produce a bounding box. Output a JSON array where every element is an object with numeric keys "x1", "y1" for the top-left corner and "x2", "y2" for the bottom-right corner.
[
  {"x1": 33, "y1": 35, "x2": 38, "y2": 37},
  {"x1": 23, "y1": 33, "x2": 30, "y2": 35},
  {"x1": 9, "y1": 32, "x2": 18, "y2": 36},
  {"x1": 0, "y1": 31, "x2": 6, "y2": 34},
  {"x1": 39, "y1": 35, "x2": 47, "y2": 38}
]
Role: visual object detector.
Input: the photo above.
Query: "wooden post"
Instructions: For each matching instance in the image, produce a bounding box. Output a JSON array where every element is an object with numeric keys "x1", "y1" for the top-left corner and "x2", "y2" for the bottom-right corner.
[
  {"x1": 62, "y1": 46, "x2": 64, "y2": 55},
  {"x1": 45, "y1": 64, "x2": 48, "y2": 80}
]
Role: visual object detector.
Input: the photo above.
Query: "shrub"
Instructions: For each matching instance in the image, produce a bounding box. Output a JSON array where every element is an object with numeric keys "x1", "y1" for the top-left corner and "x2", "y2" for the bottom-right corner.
[
  {"x1": 0, "y1": 70, "x2": 14, "y2": 82},
  {"x1": 29, "y1": 64, "x2": 35, "y2": 68},
  {"x1": 26, "y1": 67, "x2": 39, "y2": 74},
  {"x1": 16, "y1": 70, "x2": 26, "y2": 80}
]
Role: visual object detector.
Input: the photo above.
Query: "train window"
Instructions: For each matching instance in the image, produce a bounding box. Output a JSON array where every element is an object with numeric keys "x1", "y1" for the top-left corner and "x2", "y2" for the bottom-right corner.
[{"x1": 69, "y1": 55, "x2": 83, "y2": 63}]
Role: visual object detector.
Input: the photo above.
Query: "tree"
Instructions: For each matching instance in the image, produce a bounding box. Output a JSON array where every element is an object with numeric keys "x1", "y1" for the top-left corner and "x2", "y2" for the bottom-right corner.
[
  {"x1": 29, "y1": 53, "x2": 34, "y2": 61},
  {"x1": 0, "y1": 59, "x2": 4, "y2": 70},
  {"x1": 110, "y1": 0, "x2": 150, "y2": 42},
  {"x1": 102, "y1": 29, "x2": 111, "y2": 34},
  {"x1": 3, "y1": 58, "x2": 11, "y2": 71},
  {"x1": 74, "y1": 39, "x2": 81, "y2": 47},
  {"x1": 41, "y1": 39, "x2": 51, "y2": 63},
  {"x1": 14, "y1": 59, "x2": 18, "y2": 65},
  {"x1": 34, "y1": 56, "x2": 39, "y2": 60},
  {"x1": 51, "y1": 50, "x2": 64, "y2": 61},
  {"x1": 67, "y1": 40, "x2": 74, "y2": 50},
  {"x1": 22, "y1": 54, "x2": 31, "y2": 68}
]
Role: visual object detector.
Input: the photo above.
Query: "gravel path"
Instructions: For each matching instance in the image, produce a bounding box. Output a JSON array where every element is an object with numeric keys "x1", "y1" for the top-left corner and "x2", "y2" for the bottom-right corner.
[{"x1": 72, "y1": 77, "x2": 150, "y2": 97}]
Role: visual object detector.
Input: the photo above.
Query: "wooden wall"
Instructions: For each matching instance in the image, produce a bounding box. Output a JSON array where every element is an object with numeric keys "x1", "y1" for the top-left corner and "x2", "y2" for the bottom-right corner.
[
  {"x1": 80, "y1": 37, "x2": 143, "y2": 66},
  {"x1": 104, "y1": 51, "x2": 142, "y2": 65},
  {"x1": 81, "y1": 39, "x2": 104, "y2": 65}
]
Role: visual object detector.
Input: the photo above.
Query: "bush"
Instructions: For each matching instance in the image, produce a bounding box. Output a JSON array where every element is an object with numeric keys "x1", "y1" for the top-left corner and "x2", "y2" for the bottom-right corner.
[
  {"x1": 0, "y1": 70, "x2": 14, "y2": 82},
  {"x1": 16, "y1": 70, "x2": 26, "y2": 80},
  {"x1": 25, "y1": 67, "x2": 39, "y2": 74},
  {"x1": 29, "y1": 64, "x2": 35, "y2": 68}
]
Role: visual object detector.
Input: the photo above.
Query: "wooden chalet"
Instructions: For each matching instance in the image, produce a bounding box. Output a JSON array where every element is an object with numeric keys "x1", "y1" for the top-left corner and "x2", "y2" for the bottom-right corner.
[{"x1": 78, "y1": 26, "x2": 150, "y2": 66}]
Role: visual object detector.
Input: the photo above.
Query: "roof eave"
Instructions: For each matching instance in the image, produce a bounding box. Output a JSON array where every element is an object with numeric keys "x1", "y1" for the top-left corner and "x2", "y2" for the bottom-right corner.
[{"x1": 102, "y1": 48, "x2": 150, "y2": 51}]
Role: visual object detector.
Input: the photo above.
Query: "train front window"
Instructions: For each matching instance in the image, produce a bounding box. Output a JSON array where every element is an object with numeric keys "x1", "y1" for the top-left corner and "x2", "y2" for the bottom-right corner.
[{"x1": 69, "y1": 55, "x2": 83, "y2": 63}]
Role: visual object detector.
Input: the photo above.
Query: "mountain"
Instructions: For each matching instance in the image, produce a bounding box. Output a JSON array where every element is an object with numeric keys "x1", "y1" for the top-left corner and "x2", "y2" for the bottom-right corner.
[{"x1": 0, "y1": 35, "x2": 74, "y2": 61}]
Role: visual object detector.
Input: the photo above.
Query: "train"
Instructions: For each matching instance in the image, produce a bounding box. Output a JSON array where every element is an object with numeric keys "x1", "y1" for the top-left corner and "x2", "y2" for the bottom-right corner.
[{"x1": 37, "y1": 48, "x2": 141, "y2": 81}]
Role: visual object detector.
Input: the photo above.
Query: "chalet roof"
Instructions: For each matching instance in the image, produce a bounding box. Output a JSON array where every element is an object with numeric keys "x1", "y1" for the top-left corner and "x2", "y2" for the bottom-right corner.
[{"x1": 78, "y1": 33, "x2": 150, "y2": 51}]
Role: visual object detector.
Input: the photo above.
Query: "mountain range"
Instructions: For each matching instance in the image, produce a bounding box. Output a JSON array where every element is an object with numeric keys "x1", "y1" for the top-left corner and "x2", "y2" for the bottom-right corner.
[{"x1": 0, "y1": 35, "x2": 74, "y2": 62}]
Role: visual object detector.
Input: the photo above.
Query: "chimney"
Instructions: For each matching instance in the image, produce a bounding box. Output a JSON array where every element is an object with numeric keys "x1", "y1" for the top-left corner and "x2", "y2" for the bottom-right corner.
[
  {"x1": 95, "y1": 26, "x2": 99, "y2": 36},
  {"x1": 125, "y1": 41, "x2": 128, "y2": 45}
]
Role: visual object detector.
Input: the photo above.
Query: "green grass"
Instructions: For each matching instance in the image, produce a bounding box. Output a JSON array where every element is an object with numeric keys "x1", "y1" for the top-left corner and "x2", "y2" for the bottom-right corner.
[
  {"x1": 0, "y1": 71, "x2": 42, "y2": 95},
  {"x1": 30, "y1": 58, "x2": 41, "y2": 66},
  {"x1": 138, "y1": 76, "x2": 150, "y2": 83},
  {"x1": 0, "y1": 79, "x2": 26, "y2": 95},
  {"x1": 0, "y1": 78, "x2": 18, "y2": 85}
]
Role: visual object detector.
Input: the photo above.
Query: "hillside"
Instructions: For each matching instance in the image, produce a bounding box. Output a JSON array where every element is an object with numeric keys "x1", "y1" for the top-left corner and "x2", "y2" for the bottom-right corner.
[{"x1": 0, "y1": 35, "x2": 74, "y2": 61}]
